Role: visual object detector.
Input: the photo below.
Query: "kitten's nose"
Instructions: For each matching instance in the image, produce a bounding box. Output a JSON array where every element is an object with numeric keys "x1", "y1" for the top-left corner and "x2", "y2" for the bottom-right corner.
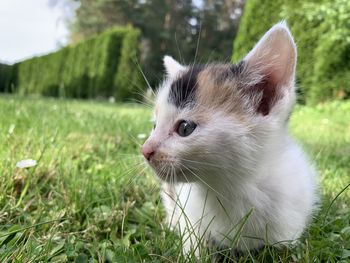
[{"x1": 141, "y1": 144, "x2": 155, "y2": 161}]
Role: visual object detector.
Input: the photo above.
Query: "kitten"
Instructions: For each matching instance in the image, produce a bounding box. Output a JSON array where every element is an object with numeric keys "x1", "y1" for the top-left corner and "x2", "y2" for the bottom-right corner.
[{"x1": 142, "y1": 22, "x2": 318, "y2": 256}]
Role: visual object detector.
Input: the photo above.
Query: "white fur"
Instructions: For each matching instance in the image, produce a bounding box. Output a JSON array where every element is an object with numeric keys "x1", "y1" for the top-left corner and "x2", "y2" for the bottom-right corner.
[
  {"x1": 144, "y1": 23, "x2": 318, "y2": 256},
  {"x1": 163, "y1": 55, "x2": 186, "y2": 78}
]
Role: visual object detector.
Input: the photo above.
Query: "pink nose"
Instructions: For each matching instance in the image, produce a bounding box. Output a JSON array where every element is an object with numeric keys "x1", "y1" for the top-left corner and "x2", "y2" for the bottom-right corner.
[{"x1": 141, "y1": 144, "x2": 155, "y2": 161}]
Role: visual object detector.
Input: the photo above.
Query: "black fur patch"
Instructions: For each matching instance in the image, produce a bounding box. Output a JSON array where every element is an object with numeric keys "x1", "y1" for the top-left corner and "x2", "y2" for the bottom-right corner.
[
  {"x1": 230, "y1": 61, "x2": 245, "y2": 76},
  {"x1": 168, "y1": 66, "x2": 203, "y2": 108}
]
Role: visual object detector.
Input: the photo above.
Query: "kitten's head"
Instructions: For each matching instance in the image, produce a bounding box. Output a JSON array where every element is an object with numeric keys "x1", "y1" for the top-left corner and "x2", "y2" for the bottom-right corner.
[{"x1": 142, "y1": 22, "x2": 297, "y2": 183}]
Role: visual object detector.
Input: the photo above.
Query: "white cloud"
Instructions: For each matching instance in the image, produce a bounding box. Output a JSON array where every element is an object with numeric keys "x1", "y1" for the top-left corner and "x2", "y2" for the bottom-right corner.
[{"x1": 0, "y1": 0, "x2": 69, "y2": 64}]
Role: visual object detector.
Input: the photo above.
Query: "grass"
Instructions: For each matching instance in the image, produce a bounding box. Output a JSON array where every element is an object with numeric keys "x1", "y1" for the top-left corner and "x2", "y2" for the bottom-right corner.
[{"x1": 0, "y1": 94, "x2": 349, "y2": 262}]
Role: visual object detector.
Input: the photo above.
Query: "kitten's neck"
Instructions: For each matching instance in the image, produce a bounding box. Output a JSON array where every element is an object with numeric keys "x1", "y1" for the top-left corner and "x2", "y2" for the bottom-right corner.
[{"x1": 196, "y1": 131, "x2": 291, "y2": 199}]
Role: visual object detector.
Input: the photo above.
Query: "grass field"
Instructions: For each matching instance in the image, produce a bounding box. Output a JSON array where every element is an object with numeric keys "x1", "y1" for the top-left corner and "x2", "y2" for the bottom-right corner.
[{"x1": 0, "y1": 95, "x2": 349, "y2": 262}]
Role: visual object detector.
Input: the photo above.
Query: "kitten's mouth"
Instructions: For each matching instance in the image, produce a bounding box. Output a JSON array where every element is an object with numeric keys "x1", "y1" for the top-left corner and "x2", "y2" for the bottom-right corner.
[
  {"x1": 148, "y1": 156, "x2": 176, "y2": 168},
  {"x1": 155, "y1": 169, "x2": 189, "y2": 183},
  {"x1": 149, "y1": 161, "x2": 193, "y2": 183},
  {"x1": 143, "y1": 154, "x2": 195, "y2": 183}
]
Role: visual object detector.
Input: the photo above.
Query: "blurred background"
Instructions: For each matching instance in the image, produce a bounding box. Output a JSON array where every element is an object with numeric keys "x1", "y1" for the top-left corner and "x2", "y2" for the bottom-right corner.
[
  {"x1": 0, "y1": 0, "x2": 244, "y2": 101},
  {"x1": 1, "y1": 0, "x2": 348, "y2": 103}
]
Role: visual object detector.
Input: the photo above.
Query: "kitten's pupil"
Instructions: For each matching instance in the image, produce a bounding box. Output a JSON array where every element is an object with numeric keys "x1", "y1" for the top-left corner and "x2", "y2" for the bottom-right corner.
[{"x1": 177, "y1": 120, "x2": 197, "y2": 137}]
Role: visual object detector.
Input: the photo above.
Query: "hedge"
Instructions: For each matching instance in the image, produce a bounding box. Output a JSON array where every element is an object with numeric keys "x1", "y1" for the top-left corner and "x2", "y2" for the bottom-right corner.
[
  {"x1": 232, "y1": 0, "x2": 350, "y2": 104},
  {"x1": 0, "y1": 26, "x2": 143, "y2": 101},
  {"x1": 114, "y1": 28, "x2": 143, "y2": 100},
  {"x1": 0, "y1": 63, "x2": 14, "y2": 92}
]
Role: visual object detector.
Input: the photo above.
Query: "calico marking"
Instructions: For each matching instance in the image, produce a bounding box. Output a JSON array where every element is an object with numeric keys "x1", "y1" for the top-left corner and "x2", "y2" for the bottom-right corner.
[
  {"x1": 168, "y1": 65, "x2": 203, "y2": 108},
  {"x1": 168, "y1": 62, "x2": 245, "y2": 109}
]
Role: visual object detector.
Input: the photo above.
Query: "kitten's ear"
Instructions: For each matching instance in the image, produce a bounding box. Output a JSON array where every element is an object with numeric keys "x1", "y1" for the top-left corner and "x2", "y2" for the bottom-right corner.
[
  {"x1": 242, "y1": 21, "x2": 296, "y2": 116},
  {"x1": 163, "y1": 55, "x2": 185, "y2": 78}
]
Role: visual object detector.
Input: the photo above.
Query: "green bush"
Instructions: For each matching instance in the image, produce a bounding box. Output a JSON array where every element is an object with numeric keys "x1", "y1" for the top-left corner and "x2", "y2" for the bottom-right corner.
[
  {"x1": 233, "y1": 0, "x2": 350, "y2": 104},
  {"x1": 114, "y1": 28, "x2": 142, "y2": 101},
  {"x1": 0, "y1": 63, "x2": 15, "y2": 92},
  {"x1": 0, "y1": 26, "x2": 143, "y2": 101}
]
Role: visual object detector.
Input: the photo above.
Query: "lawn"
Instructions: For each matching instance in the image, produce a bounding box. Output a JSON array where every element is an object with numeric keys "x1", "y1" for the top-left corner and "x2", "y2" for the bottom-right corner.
[{"x1": 0, "y1": 95, "x2": 349, "y2": 262}]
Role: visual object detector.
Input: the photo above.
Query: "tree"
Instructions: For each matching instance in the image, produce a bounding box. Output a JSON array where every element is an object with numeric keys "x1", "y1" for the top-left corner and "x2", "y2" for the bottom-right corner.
[
  {"x1": 233, "y1": 0, "x2": 350, "y2": 103},
  {"x1": 195, "y1": 0, "x2": 244, "y2": 63},
  {"x1": 58, "y1": 0, "x2": 244, "y2": 87}
]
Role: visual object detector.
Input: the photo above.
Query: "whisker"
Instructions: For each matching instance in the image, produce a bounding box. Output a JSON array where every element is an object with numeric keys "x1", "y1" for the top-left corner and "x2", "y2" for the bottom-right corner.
[
  {"x1": 178, "y1": 157, "x2": 223, "y2": 169},
  {"x1": 127, "y1": 134, "x2": 143, "y2": 148},
  {"x1": 124, "y1": 166, "x2": 148, "y2": 188},
  {"x1": 178, "y1": 166, "x2": 190, "y2": 184},
  {"x1": 116, "y1": 160, "x2": 147, "y2": 181},
  {"x1": 174, "y1": 31, "x2": 184, "y2": 65},
  {"x1": 134, "y1": 58, "x2": 152, "y2": 91}
]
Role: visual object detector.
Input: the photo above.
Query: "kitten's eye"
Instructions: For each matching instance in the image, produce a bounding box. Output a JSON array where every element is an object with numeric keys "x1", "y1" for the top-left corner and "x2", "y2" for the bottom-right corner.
[
  {"x1": 177, "y1": 120, "x2": 197, "y2": 137},
  {"x1": 153, "y1": 123, "x2": 156, "y2": 129}
]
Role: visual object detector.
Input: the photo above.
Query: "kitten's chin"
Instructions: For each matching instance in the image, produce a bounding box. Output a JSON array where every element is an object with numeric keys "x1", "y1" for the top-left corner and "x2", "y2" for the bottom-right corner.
[{"x1": 152, "y1": 166, "x2": 194, "y2": 184}]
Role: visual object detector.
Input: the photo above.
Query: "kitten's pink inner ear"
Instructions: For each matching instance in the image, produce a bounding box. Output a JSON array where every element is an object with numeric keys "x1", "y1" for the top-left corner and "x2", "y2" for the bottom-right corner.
[
  {"x1": 244, "y1": 22, "x2": 296, "y2": 88},
  {"x1": 242, "y1": 22, "x2": 297, "y2": 115}
]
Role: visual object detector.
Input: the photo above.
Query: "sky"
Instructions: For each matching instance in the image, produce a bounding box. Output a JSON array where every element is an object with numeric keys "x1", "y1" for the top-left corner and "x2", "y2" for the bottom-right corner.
[{"x1": 0, "y1": 0, "x2": 70, "y2": 64}]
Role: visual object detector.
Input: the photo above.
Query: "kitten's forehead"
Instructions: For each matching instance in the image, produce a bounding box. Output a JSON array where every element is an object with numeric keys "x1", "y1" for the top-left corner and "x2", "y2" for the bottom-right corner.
[
  {"x1": 168, "y1": 65, "x2": 203, "y2": 108},
  {"x1": 164, "y1": 63, "x2": 245, "y2": 113}
]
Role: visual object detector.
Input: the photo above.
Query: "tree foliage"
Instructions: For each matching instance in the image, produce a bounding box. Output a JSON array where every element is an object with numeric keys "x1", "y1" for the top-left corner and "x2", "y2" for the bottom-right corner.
[
  {"x1": 233, "y1": 0, "x2": 350, "y2": 104},
  {"x1": 195, "y1": 0, "x2": 244, "y2": 63},
  {"x1": 287, "y1": 0, "x2": 350, "y2": 103},
  {"x1": 68, "y1": 0, "x2": 244, "y2": 86}
]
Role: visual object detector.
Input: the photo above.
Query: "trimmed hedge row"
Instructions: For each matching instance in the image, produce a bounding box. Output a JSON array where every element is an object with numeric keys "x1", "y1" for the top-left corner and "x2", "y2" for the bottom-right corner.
[
  {"x1": 1, "y1": 26, "x2": 143, "y2": 100},
  {"x1": 114, "y1": 28, "x2": 142, "y2": 100},
  {"x1": 232, "y1": 0, "x2": 350, "y2": 104},
  {"x1": 0, "y1": 63, "x2": 14, "y2": 92}
]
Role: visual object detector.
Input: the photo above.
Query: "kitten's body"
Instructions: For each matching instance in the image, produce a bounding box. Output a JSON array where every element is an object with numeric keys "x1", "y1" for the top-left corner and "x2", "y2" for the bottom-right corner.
[
  {"x1": 162, "y1": 136, "x2": 316, "y2": 252},
  {"x1": 142, "y1": 22, "x2": 318, "y2": 255}
]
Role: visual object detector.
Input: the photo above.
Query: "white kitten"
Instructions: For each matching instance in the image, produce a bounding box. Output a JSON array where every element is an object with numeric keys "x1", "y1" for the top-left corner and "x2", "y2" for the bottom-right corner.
[{"x1": 142, "y1": 22, "x2": 318, "y2": 256}]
